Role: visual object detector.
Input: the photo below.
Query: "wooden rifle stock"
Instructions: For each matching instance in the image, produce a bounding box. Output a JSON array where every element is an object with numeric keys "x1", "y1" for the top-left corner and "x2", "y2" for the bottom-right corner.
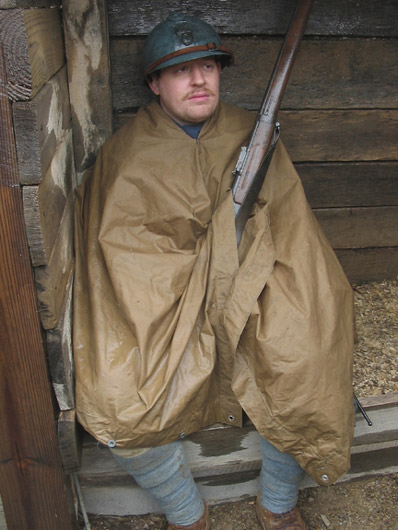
[{"x1": 232, "y1": 0, "x2": 315, "y2": 243}]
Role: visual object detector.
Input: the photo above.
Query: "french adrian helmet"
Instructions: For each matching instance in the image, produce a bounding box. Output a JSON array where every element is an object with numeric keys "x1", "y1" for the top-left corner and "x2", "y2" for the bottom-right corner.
[{"x1": 143, "y1": 12, "x2": 234, "y2": 79}]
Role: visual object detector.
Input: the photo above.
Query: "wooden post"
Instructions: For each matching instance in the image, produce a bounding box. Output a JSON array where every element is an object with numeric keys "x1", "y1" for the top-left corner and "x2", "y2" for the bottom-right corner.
[
  {"x1": 63, "y1": 0, "x2": 113, "y2": 183},
  {"x1": 0, "y1": 40, "x2": 76, "y2": 530}
]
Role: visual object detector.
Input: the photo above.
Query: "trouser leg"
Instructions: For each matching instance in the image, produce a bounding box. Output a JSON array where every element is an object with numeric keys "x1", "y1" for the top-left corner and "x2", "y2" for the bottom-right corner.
[
  {"x1": 111, "y1": 441, "x2": 204, "y2": 526},
  {"x1": 259, "y1": 436, "x2": 305, "y2": 514}
]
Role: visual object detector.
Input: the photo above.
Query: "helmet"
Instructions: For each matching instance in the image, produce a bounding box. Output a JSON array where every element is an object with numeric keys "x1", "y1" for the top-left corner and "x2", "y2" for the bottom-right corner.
[{"x1": 143, "y1": 12, "x2": 234, "y2": 79}]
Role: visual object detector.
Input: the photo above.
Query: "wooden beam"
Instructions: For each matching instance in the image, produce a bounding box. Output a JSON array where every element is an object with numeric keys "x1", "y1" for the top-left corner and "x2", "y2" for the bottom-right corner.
[
  {"x1": 336, "y1": 247, "x2": 398, "y2": 283},
  {"x1": 0, "y1": 39, "x2": 76, "y2": 530},
  {"x1": 63, "y1": 0, "x2": 113, "y2": 182},
  {"x1": 12, "y1": 66, "x2": 72, "y2": 186},
  {"x1": 0, "y1": 8, "x2": 64, "y2": 101},
  {"x1": 315, "y1": 206, "x2": 398, "y2": 249},
  {"x1": 107, "y1": 0, "x2": 398, "y2": 38}
]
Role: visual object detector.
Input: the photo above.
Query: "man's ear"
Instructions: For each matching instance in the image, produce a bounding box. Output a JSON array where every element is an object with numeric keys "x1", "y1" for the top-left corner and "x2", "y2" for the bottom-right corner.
[{"x1": 148, "y1": 75, "x2": 160, "y2": 96}]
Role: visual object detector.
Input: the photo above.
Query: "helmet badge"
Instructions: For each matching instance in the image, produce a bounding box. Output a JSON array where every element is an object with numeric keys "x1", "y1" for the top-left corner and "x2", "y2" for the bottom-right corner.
[{"x1": 175, "y1": 24, "x2": 194, "y2": 46}]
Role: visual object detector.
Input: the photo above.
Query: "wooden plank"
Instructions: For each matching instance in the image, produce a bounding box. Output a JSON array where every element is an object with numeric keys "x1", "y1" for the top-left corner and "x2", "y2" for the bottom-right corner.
[
  {"x1": 13, "y1": 66, "x2": 72, "y2": 185},
  {"x1": 0, "y1": 8, "x2": 64, "y2": 101},
  {"x1": 113, "y1": 109, "x2": 398, "y2": 163},
  {"x1": 110, "y1": 38, "x2": 398, "y2": 111},
  {"x1": 78, "y1": 439, "x2": 398, "y2": 515},
  {"x1": 314, "y1": 206, "x2": 398, "y2": 249},
  {"x1": 336, "y1": 247, "x2": 398, "y2": 283},
  {"x1": 63, "y1": 0, "x2": 112, "y2": 182},
  {"x1": 297, "y1": 162, "x2": 398, "y2": 208},
  {"x1": 361, "y1": 393, "x2": 398, "y2": 410},
  {"x1": 45, "y1": 271, "x2": 75, "y2": 410},
  {"x1": 23, "y1": 130, "x2": 75, "y2": 266},
  {"x1": 0, "y1": 1, "x2": 61, "y2": 7},
  {"x1": 280, "y1": 110, "x2": 398, "y2": 162},
  {"x1": 76, "y1": 400, "x2": 398, "y2": 514},
  {"x1": 58, "y1": 409, "x2": 82, "y2": 473},
  {"x1": 34, "y1": 191, "x2": 74, "y2": 330},
  {"x1": 0, "y1": 37, "x2": 75, "y2": 530},
  {"x1": 107, "y1": 0, "x2": 398, "y2": 38}
]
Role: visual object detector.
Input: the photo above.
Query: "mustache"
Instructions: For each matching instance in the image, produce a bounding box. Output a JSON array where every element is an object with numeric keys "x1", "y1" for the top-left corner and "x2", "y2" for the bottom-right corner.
[{"x1": 186, "y1": 89, "x2": 216, "y2": 99}]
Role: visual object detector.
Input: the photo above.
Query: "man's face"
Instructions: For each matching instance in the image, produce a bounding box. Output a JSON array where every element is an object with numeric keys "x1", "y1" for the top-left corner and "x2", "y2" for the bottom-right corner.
[{"x1": 148, "y1": 57, "x2": 222, "y2": 126}]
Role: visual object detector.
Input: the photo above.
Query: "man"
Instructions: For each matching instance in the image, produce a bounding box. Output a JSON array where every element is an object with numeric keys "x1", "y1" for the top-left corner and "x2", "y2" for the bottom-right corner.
[{"x1": 73, "y1": 12, "x2": 354, "y2": 530}]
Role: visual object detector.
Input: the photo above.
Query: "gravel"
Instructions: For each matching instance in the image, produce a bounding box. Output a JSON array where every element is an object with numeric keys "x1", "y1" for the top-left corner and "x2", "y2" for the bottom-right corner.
[{"x1": 353, "y1": 280, "x2": 398, "y2": 396}]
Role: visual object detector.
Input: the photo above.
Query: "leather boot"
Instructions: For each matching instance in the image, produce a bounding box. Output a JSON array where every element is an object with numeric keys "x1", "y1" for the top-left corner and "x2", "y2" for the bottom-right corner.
[
  {"x1": 256, "y1": 495, "x2": 306, "y2": 530},
  {"x1": 166, "y1": 502, "x2": 211, "y2": 529}
]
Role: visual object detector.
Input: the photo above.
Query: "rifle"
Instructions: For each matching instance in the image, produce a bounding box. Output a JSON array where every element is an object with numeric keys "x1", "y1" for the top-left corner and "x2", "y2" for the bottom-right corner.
[{"x1": 232, "y1": 0, "x2": 315, "y2": 244}]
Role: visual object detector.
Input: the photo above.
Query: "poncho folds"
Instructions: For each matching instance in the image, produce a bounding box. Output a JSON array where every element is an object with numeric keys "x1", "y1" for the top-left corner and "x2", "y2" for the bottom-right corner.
[{"x1": 74, "y1": 100, "x2": 354, "y2": 485}]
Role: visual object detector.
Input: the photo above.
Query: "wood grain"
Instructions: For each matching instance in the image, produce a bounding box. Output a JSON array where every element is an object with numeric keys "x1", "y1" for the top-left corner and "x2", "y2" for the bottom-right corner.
[
  {"x1": 107, "y1": 0, "x2": 398, "y2": 37},
  {"x1": 0, "y1": 8, "x2": 64, "y2": 101},
  {"x1": 0, "y1": 38, "x2": 75, "y2": 530}
]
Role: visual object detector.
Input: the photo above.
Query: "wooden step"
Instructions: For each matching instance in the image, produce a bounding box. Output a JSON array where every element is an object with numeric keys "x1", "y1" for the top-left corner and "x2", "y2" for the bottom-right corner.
[{"x1": 76, "y1": 393, "x2": 398, "y2": 515}]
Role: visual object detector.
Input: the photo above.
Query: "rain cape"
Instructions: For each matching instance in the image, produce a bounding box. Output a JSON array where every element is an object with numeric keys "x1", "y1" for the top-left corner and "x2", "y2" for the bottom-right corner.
[{"x1": 73, "y1": 100, "x2": 354, "y2": 485}]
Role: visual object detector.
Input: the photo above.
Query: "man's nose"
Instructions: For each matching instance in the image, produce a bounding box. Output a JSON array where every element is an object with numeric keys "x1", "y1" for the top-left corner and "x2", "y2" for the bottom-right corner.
[{"x1": 190, "y1": 66, "x2": 206, "y2": 85}]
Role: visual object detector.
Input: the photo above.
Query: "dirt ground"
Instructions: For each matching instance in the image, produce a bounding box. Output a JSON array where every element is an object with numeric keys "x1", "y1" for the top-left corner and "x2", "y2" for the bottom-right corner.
[{"x1": 80, "y1": 473, "x2": 398, "y2": 530}]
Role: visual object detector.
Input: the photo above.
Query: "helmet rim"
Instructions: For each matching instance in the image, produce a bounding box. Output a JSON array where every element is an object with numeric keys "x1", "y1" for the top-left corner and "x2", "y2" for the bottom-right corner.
[{"x1": 144, "y1": 44, "x2": 234, "y2": 79}]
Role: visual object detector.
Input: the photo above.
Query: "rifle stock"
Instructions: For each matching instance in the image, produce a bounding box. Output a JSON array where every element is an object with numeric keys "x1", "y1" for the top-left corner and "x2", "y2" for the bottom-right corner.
[{"x1": 232, "y1": 0, "x2": 315, "y2": 243}]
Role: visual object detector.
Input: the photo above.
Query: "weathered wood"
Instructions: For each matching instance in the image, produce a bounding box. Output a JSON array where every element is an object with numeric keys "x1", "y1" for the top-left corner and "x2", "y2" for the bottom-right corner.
[
  {"x1": 63, "y1": 0, "x2": 113, "y2": 182},
  {"x1": 113, "y1": 109, "x2": 398, "y2": 163},
  {"x1": 23, "y1": 130, "x2": 75, "y2": 266},
  {"x1": 298, "y1": 162, "x2": 398, "y2": 208},
  {"x1": 46, "y1": 271, "x2": 75, "y2": 410},
  {"x1": 34, "y1": 191, "x2": 74, "y2": 330},
  {"x1": 314, "y1": 206, "x2": 398, "y2": 249},
  {"x1": 0, "y1": 1, "x2": 60, "y2": 7},
  {"x1": 76, "y1": 398, "x2": 398, "y2": 514},
  {"x1": 336, "y1": 248, "x2": 398, "y2": 283},
  {"x1": 110, "y1": 38, "x2": 398, "y2": 111},
  {"x1": 280, "y1": 110, "x2": 398, "y2": 162},
  {"x1": 0, "y1": 38, "x2": 75, "y2": 530},
  {"x1": 58, "y1": 409, "x2": 82, "y2": 472},
  {"x1": 108, "y1": 0, "x2": 398, "y2": 38},
  {"x1": 77, "y1": 438, "x2": 398, "y2": 515},
  {"x1": 0, "y1": 7, "x2": 64, "y2": 101},
  {"x1": 360, "y1": 392, "x2": 398, "y2": 409},
  {"x1": 13, "y1": 66, "x2": 72, "y2": 185}
]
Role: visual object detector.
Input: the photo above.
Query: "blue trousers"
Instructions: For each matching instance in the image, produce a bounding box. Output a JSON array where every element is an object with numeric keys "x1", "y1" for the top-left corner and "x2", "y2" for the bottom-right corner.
[{"x1": 112, "y1": 435, "x2": 304, "y2": 525}]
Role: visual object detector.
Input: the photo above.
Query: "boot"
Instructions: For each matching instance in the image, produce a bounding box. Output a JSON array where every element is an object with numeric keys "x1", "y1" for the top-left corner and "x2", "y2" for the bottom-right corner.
[
  {"x1": 256, "y1": 495, "x2": 306, "y2": 530},
  {"x1": 166, "y1": 502, "x2": 210, "y2": 529}
]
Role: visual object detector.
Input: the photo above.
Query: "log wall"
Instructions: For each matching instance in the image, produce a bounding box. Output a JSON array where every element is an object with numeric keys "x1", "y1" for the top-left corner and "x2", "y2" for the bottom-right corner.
[
  {"x1": 108, "y1": 0, "x2": 398, "y2": 282},
  {"x1": 0, "y1": 4, "x2": 75, "y2": 417}
]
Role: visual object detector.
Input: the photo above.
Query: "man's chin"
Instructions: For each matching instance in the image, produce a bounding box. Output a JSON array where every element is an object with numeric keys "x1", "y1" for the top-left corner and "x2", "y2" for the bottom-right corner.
[{"x1": 184, "y1": 105, "x2": 217, "y2": 124}]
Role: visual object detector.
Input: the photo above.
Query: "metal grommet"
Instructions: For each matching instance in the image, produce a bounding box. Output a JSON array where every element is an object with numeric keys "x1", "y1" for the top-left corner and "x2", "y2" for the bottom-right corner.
[
  {"x1": 321, "y1": 474, "x2": 329, "y2": 483},
  {"x1": 107, "y1": 439, "x2": 116, "y2": 448},
  {"x1": 179, "y1": 432, "x2": 186, "y2": 439},
  {"x1": 228, "y1": 414, "x2": 235, "y2": 422}
]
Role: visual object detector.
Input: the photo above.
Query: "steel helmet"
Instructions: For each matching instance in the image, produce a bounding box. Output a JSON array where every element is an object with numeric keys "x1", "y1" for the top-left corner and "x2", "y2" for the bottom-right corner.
[{"x1": 143, "y1": 12, "x2": 234, "y2": 79}]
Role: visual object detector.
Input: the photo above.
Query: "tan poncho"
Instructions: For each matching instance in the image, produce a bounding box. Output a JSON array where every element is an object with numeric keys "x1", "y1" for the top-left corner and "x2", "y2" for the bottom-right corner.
[{"x1": 74, "y1": 100, "x2": 354, "y2": 485}]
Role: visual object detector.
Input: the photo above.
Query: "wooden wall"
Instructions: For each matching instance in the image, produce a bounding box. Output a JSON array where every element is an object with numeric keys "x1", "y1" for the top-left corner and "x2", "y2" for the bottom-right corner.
[
  {"x1": 0, "y1": 1, "x2": 78, "y2": 527},
  {"x1": 0, "y1": 3, "x2": 76, "y2": 420},
  {"x1": 107, "y1": 0, "x2": 398, "y2": 282}
]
